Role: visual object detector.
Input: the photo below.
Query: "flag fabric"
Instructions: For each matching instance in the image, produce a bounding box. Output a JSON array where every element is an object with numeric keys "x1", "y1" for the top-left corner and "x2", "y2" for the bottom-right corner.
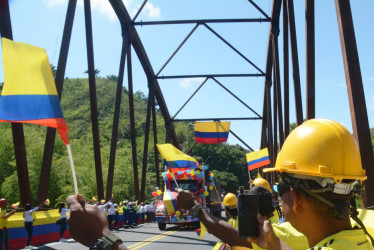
[
  {"x1": 163, "y1": 185, "x2": 177, "y2": 215},
  {"x1": 213, "y1": 242, "x2": 228, "y2": 250},
  {"x1": 0, "y1": 38, "x2": 69, "y2": 145},
  {"x1": 194, "y1": 121, "x2": 230, "y2": 144},
  {"x1": 195, "y1": 221, "x2": 207, "y2": 239},
  {"x1": 246, "y1": 148, "x2": 270, "y2": 171},
  {"x1": 11, "y1": 202, "x2": 20, "y2": 209},
  {"x1": 156, "y1": 143, "x2": 198, "y2": 172},
  {"x1": 44, "y1": 199, "x2": 50, "y2": 206}
]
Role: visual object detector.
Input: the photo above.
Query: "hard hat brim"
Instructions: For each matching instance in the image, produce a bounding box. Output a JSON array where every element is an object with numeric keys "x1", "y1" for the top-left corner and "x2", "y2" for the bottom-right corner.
[{"x1": 263, "y1": 167, "x2": 367, "y2": 183}]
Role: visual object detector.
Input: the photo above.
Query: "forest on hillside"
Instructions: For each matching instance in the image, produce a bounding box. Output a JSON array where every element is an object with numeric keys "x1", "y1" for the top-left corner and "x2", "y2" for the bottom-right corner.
[{"x1": 0, "y1": 77, "x2": 252, "y2": 207}]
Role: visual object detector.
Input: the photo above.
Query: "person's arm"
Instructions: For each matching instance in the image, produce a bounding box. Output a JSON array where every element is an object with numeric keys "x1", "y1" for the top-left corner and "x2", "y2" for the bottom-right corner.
[
  {"x1": 246, "y1": 214, "x2": 292, "y2": 250},
  {"x1": 66, "y1": 194, "x2": 128, "y2": 250},
  {"x1": 177, "y1": 190, "x2": 251, "y2": 248},
  {"x1": 2, "y1": 209, "x2": 16, "y2": 219}
]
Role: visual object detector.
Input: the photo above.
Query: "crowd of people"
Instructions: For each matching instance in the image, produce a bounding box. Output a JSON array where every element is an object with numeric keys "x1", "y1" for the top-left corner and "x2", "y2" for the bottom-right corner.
[
  {"x1": 1, "y1": 119, "x2": 373, "y2": 250},
  {"x1": 64, "y1": 119, "x2": 374, "y2": 250}
]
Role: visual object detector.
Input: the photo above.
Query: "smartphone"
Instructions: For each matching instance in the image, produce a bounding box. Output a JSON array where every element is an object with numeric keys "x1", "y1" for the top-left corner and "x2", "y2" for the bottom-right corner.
[{"x1": 237, "y1": 193, "x2": 259, "y2": 237}]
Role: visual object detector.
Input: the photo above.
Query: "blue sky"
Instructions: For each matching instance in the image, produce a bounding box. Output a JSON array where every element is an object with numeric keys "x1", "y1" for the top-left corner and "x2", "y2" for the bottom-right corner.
[{"x1": 1, "y1": 0, "x2": 373, "y2": 151}]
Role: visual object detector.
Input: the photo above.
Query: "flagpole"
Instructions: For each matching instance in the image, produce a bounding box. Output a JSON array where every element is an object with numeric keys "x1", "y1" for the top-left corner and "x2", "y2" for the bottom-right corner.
[
  {"x1": 171, "y1": 172, "x2": 181, "y2": 190},
  {"x1": 66, "y1": 144, "x2": 78, "y2": 195}
]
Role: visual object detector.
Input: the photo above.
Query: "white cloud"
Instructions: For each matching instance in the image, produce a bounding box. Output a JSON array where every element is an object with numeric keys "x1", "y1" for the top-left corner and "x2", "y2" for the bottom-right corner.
[
  {"x1": 43, "y1": 0, "x2": 67, "y2": 7},
  {"x1": 179, "y1": 78, "x2": 205, "y2": 88},
  {"x1": 46, "y1": 0, "x2": 159, "y2": 22},
  {"x1": 143, "y1": 2, "x2": 161, "y2": 18}
]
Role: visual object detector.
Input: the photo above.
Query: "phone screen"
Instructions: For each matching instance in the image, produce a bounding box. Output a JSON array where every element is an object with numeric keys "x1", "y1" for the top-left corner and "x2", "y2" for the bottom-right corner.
[{"x1": 237, "y1": 194, "x2": 259, "y2": 237}]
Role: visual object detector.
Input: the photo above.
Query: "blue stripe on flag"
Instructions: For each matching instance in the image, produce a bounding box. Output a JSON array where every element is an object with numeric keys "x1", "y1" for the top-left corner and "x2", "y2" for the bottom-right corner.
[
  {"x1": 0, "y1": 95, "x2": 64, "y2": 120},
  {"x1": 247, "y1": 156, "x2": 270, "y2": 166},
  {"x1": 194, "y1": 131, "x2": 229, "y2": 139}
]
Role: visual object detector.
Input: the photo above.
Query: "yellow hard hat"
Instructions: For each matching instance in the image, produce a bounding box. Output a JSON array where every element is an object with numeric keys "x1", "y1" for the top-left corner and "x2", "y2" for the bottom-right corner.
[
  {"x1": 222, "y1": 193, "x2": 238, "y2": 209},
  {"x1": 264, "y1": 119, "x2": 367, "y2": 183},
  {"x1": 253, "y1": 178, "x2": 272, "y2": 193}
]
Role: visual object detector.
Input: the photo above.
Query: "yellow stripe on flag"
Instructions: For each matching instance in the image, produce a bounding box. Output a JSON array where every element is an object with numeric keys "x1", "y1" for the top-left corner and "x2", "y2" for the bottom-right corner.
[
  {"x1": 246, "y1": 148, "x2": 269, "y2": 163},
  {"x1": 1, "y1": 38, "x2": 57, "y2": 96},
  {"x1": 194, "y1": 121, "x2": 230, "y2": 132},
  {"x1": 199, "y1": 221, "x2": 207, "y2": 240}
]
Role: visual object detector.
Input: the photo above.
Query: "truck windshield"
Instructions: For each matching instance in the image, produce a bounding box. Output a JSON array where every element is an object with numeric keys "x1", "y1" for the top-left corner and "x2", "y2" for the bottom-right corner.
[{"x1": 171, "y1": 180, "x2": 198, "y2": 192}]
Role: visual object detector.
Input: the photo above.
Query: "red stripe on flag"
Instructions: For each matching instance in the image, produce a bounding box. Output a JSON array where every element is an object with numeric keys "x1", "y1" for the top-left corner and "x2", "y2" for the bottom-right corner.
[
  {"x1": 195, "y1": 137, "x2": 228, "y2": 144},
  {"x1": 248, "y1": 159, "x2": 270, "y2": 171}
]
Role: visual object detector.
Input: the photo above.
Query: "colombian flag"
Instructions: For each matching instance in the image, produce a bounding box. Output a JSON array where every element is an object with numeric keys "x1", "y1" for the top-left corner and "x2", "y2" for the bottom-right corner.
[
  {"x1": 0, "y1": 38, "x2": 69, "y2": 145},
  {"x1": 11, "y1": 202, "x2": 19, "y2": 209},
  {"x1": 213, "y1": 242, "x2": 228, "y2": 250},
  {"x1": 156, "y1": 143, "x2": 198, "y2": 172},
  {"x1": 194, "y1": 121, "x2": 230, "y2": 144},
  {"x1": 246, "y1": 148, "x2": 270, "y2": 171}
]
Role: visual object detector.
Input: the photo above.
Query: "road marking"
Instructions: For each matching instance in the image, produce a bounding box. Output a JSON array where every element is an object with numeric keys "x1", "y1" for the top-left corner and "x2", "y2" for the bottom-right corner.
[{"x1": 128, "y1": 230, "x2": 177, "y2": 250}]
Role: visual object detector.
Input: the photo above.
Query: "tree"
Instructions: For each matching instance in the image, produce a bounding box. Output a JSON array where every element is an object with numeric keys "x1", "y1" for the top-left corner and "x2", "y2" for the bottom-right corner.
[
  {"x1": 84, "y1": 69, "x2": 100, "y2": 77},
  {"x1": 50, "y1": 64, "x2": 57, "y2": 78},
  {"x1": 106, "y1": 74, "x2": 118, "y2": 82}
]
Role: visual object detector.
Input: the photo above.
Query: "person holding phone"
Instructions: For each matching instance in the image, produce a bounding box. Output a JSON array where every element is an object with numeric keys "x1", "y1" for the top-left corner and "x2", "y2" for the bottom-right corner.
[
  {"x1": 177, "y1": 186, "x2": 308, "y2": 249},
  {"x1": 247, "y1": 119, "x2": 374, "y2": 249}
]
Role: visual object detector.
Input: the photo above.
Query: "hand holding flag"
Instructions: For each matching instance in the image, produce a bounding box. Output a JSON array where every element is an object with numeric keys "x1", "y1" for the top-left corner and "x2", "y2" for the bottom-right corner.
[
  {"x1": 11, "y1": 202, "x2": 20, "y2": 209},
  {"x1": 44, "y1": 199, "x2": 50, "y2": 206},
  {"x1": 0, "y1": 38, "x2": 78, "y2": 195}
]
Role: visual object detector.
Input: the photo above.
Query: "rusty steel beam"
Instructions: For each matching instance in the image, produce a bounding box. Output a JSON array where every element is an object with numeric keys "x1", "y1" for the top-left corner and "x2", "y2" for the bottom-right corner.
[
  {"x1": 152, "y1": 97, "x2": 160, "y2": 189},
  {"x1": 0, "y1": 0, "x2": 32, "y2": 206},
  {"x1": 84, "y1": 0, "x2": 104, "y2": 200},
  {"x1": 286, "y1": 0, "x2": 304, "y2": 125},
  {"x1": 37, "y1": 0, "x2": 77, "y2": 205},
  {"x1": 106, "y1": 36, "x2": 130, "y2": 200},
  {"x1": 306, "y1": 0, "x2": 315, "y2": 120},
  {"x1": 272, "y1": 30, "x2": 285, "y2": 148},
  {"x1": 283, "y1": 0, "x2": 290, "y2": 138},
  {"x1": 140, "y1": 85, "x2": 154, "y2": 202},
  {"x1": 127, "y1": 45, "x2": 140, "y2": 201},
  {"x1": 133, "y1": 18, "x2": 271, "y2": 26},
  {"x1": 158, "y1": 74, "x2": 265, "y2": 79},
  {"x1": 173, "y1": 117, "x2": 261, "y2": 122},
  {"x1": 335, "y1": 0, "x2": 374, "y2": 207},
  {"x1": 109, "y1": 0, "x2": 179, "y2": 146}
]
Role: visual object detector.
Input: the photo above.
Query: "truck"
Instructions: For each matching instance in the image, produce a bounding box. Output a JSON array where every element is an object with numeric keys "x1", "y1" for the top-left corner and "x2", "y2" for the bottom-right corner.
[{"x1": 155, "y1": 167, "x2": 222, "y2": 230}]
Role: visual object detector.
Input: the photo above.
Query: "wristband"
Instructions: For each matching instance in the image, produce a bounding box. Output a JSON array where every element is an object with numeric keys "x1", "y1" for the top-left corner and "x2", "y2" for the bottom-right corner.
[{"x1": 89, "y1": 233, "x2": 123, "y2": 250}]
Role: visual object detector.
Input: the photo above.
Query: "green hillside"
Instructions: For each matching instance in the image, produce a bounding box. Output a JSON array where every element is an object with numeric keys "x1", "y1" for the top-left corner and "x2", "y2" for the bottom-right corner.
[{"x1": 0, "y1": 78, "x2": 250, "y2": 207}]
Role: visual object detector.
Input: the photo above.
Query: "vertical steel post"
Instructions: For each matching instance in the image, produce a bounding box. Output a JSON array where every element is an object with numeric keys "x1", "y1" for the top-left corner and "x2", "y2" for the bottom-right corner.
[
  {"x1": 335, "y1": 0, "x2": 374, "y2": 207},
  {"x1": 106, "y1": 35, "x2": 130, "y2": 200},
  {"x1": 306, "y1": 0, "x2": 315, "y2": 120},
  {"x1": 287, "y1": 0, "x2": 304, "y2": 125},
  {"x1": 0, "y1": 0, "x2": 32, "y2": 206},
  {"x1": 283, "y1": 0, "x2": 290, "y2": 138},
  {"x1": 152, "y1": 98, "x2": 160, "y2": 189},
  {"x1": 84, "y1": 0, "x2": 104, "y2": 200},
  {"x1": 140, "y1": 84, "x2": 154, "y2": 202},
  {"x1": 37, "y1": 0, "x2": 77, "y2": 204},
  {"x1": 127, "y1": 46, "x2": 140, "y2": 201}
]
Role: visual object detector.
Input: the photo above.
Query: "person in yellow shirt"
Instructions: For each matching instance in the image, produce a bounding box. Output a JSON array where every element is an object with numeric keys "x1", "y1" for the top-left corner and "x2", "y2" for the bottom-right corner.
[
  {"x1": 0, "y1": 199, "x2": 16, "y2": 250},
  {"x1": 177, "y1": 186, "x2": 308, "y2": 249},
  {"x1": 247, "y1": 119, "x2": 374, "y2": 249}
]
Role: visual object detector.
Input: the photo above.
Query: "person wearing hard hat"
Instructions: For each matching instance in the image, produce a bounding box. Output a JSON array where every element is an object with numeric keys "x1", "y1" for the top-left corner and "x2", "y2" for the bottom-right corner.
[
  {"x1": 252, "y1": 177, "x2": 272, "y2": 193},
  {"x1": 177, "y1": 186, "x2": 308, "y2": 250},
  {"x1": 223, "y1": 193, "x2": 239, "y2": 228},
  {"x1": 248, "y1": 119, "x2": 374, "y2": 249},
  {"x1": 0, "y1": 199, "x2": 16, "y2": 250}
]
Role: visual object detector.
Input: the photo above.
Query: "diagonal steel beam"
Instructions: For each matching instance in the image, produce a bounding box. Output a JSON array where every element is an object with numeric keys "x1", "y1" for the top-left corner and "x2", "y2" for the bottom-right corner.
[{"x1": 109, "y1": 0, "x2": 179, "y2": 147}]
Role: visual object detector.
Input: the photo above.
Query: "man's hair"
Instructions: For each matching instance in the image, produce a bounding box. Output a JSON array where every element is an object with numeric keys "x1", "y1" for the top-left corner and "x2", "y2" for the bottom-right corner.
[
  {"x1": 248, "y1": 186, "x2": 275, "y2": 217},
  {"x1": 226, "y1": 206, "x2": 238, "y2": 218}
]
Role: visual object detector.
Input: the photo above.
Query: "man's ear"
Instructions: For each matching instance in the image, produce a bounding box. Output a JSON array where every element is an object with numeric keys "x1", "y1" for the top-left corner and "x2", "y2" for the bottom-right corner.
[{"x1": 290, "y1": 188, "x2": 305, "y2": 212}]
